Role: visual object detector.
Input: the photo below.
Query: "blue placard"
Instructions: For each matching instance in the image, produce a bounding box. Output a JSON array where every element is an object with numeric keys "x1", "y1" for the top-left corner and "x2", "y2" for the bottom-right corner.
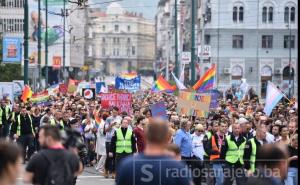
[
  {"x1": 210, "y1": 92, "x2": 219, "y2": 109},
  {"x1": 115, "y1": 76, "x2": 141, "y2": 92},
  {"x1": 150, "y1": 102, "x2": 167, "y2": 120},
  {"x1": 96, "y1": 82, "x2": 106, "y2": 94},
  {"x1": 2, "y1": 37, "x2": 22, "y2": 63}
]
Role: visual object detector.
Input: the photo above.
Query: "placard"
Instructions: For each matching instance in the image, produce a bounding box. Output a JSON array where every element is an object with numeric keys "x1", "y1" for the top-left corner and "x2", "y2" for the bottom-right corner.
[
  {"x1": 99, "y1": 93, "x2": 132, "y2": 114},
  {"x1": 150, "y1": 102, "x2": 167, "y2": 120}
]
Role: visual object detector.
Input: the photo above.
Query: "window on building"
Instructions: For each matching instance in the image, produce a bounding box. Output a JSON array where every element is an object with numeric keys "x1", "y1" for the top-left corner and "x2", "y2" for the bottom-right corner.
[
  {"x1": 117, "y1": 38, "x2": 120, "y2": 44},
  {"x1": 233, "y1": 7, "x2": 238, "y2": 22},
  {"x1": 232, "y1": 35, "x2": 243, "y2": 48},
  {"x1": 262, "y1": 7, "x2": 267, "y2": 23},
  {"x1": 204, "y1": 34, "x2": 210, "y2": 45},
  {"x1": 290, "y1": 7, "x2": 295, "y2": 23},
  {"x1": 284, "y1": 7, "x2": 290, "y2": 23},
  {"x1": 284, "y1": 35, "x2": 295, "y2": 49},
  {"x1": 88, "y1": 45, "x2": 93, "y2": 57},
  {"x1": 102, "y1": 25, "x2": 106, "y2": 32},
  {"x1": 233, "y1": 6, "x2": 243, "y2": 22},
  {"x1": 127, "y1": 25, "x2": 130, "y2": 32},
  {"x1": 262, "y1": 35, "x2": 273, "y2": 48},
  {"x1": 132, "y1": 46, "x2": 136, "y2": 55},
  {"x1": 127, "y1": 48, "x2": 131, "y2": 56},
  {"x1": 127, "y1": 38, "x2": 131, "y2": 44},
  {"x1": 102, "y1": 38, "x2": 105, "y2": 43},
  {"x1": 268, "y1": 7, "x2": 273, "y2": 22},
  {"x1": 113, "y1": 37, "x2": 116, "y2": 44},
  {"x1": 113, "y1": 48, "x2": 116, "y2": 56},
  {"x1": 114, "y1": 25, "x2": 119, "y2": 32},
  {"x1": 116, "y1": 48, "x2": 120, "y2": 56},
  {"x1": 206, "y1": 7, "x2": 211, "y2": 22},
  {"x1": 102, "y1": 48, "x2": 105, "y2": 56},
  {"x1": 239, "y1": 7, "x2": 244, "y2": 22}
]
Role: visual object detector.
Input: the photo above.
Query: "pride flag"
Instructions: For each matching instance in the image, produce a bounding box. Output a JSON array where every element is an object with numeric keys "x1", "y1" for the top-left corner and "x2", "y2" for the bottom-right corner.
[
  {"x1": 263, "y1": 81, "x2": 284, "y2": 116},
  {"x1": 120, "y1": 73, "x2": 138, "y2": 79},
  {"x1": 31, "y1": 90, "x2": 50, "y2": 105},
  {"x1": 21, "y1": 85, "x2": 33, "y2": 103},
  {"x1": 193, "y1": 64, "x2": 216, "y2": 92},
  {"x1": 152, "y1": 76, "x2": 176, "y2": 92}
]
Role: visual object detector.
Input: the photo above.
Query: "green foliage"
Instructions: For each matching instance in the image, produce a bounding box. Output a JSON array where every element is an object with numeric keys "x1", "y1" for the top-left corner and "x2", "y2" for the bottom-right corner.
[{"x1": 0, "y1": 63, "x2": 23, "y2": 81}]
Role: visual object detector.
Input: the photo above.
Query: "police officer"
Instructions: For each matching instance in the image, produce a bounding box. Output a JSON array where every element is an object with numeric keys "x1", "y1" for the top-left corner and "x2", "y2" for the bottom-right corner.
[
  {"x1": 0, "y1": 99, "x2": 11, "y2": 138},
  {"x1": 220, "y1": 122, "x2": 247, "y2": 185},
  {"x1": 111, "y1": 118, "x2": 136, "y2": 179},
  {"x1": 10, "y1": 106, "x2": 35, "y2": 161},
  {"x1": 243, "y1": 125, "x2": 267, "y2": 176}
]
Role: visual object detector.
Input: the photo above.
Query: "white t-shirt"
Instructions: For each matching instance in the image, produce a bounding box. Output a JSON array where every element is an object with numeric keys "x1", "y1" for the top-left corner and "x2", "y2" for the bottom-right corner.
[{"x1": 191, "y1": 133, "x2": 205, "y2": 160}]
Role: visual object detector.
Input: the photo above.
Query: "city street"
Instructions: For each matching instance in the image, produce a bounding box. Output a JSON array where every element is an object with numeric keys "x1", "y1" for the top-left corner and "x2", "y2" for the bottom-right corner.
[{"x1": 17, "y1": 167, "x2": 115, "y2": 185}]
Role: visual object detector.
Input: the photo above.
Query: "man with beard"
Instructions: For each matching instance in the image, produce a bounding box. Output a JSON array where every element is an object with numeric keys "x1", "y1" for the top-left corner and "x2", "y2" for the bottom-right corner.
[{"x1": 24, "y1": 125, "x2": 83, "y2": 185}]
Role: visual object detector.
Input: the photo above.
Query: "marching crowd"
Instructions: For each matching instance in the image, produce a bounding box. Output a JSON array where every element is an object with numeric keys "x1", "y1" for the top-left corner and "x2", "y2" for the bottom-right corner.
[{"x1": 0, "y1": 87, "x2": 298, "y2": 185}]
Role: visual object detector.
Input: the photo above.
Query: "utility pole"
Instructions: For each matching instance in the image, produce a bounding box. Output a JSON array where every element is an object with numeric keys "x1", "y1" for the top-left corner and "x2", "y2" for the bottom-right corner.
[
  {"x1": 288, "y1": 22, "x2": 292, "y2": 98},
  {"x1": 38, "y1": 0, "x2": 42, "y2": 89},
  {"x1": 191, "y1": 0, "x2": 196, "y2": 84},
  {"x1": 24, "y1": 0, "x2": 29, "y2": 85},
  {"x1": 174, "y1": 0, "x2": 179, "y2": 77},
  {"x1": 63, "y1": 0, "x2": 66, "y2": 83},
  {"x1": 45, "y1": 0, "x2": 49, "y2": 87},
  {"x1": 200, "y1": 0, "x2": 205, "y2": 79}
]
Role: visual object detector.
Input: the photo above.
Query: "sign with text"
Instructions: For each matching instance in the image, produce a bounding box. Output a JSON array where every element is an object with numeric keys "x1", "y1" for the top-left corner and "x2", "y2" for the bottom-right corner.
[
  {"x1": 150, "y1": 102, "x2": 167, "y2": 120},
  {"x1": 115, "y1": 76, "x2": 141, "y2": 92},
  {"x1": 52, "y1": 56, "x2": 61, "y2": 69},
  {"x1": 99, "y1": 93, "x2": 132, "y2": 114},
  {"x1": 177, "y1": 91, "x2": 211, "y2": 117},
  {"x1": 181, "y1": 52, "x2": 191, "y2": 64},
  {"x1": 197, "y1": 45, "x2": 211, "y2": 58}
]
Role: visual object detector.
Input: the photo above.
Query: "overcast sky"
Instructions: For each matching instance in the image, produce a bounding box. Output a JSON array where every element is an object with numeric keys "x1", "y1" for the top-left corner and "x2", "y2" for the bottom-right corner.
[{"x1": 90, "y1": 0, "x2": 159, "y2": 20}]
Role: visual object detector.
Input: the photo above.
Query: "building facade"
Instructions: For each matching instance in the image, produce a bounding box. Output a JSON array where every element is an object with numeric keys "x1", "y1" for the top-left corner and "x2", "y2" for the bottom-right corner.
[
  {"x1": 156, "y1": 0, "x2": 298, "y2": 97},
  {"x1": 85, "y1": 2, "x2": 155, "y2": 76}
]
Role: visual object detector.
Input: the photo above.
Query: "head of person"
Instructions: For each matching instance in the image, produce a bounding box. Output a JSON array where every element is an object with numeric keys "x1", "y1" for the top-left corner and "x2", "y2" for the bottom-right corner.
[
  {"x1": 0, "y1": 140, "x2": 22, "y2": 185},
  {"x1": 255, "y1": 125, "x2": 267, "y2": 141},
  {"x1": 165, "y1": 144, "x2": 181, "y2": 161},
  {"x1": 290, "y1": 134, "x2": 298, "y2": 149},
  {"x1": 54, "y1": 111, "x2": 62, "y2": 121},
  {"x1": 136, "y1": 115, "x2": 146, "y2": 127},
  {"x1": 145, "y1": 118, "x2": 170, "y2": 149},
  {"x1": 219, "y1": 121, "x2": 228, "y2": 134},
  {"x1": 279, "y1": 125, "x2": 289, "y2": 138},
  {"x1": 256, "y1": 144, "x2": 289, "y2": 180},
  {"x1": 232, "y1": 122, "x2": 241, "y2": 136},
  {"x1": 194, "y1": 124, "x2": 205, "y2": 136},
  {"x1": 20, "y1": 106, "x2": 27, "y2": 116},
  {"x1": 272, "y1": 124, "x2": 281, "y2": 137},
  {"x1": 211, "y1": 121, "x2": 220, "y2": 133},
  {"x1": 38, "y1": 125, "x2": 62, "y2": 148},
  {"x1": 143, "y1": 109, "x2": 152, "y2": 118},
  {"x1": 121, "y1": 118, "x2": 129, "y2": 128},
  {"x1": 133, "y1": 109, "x2": 140, "y2": 117},
  {"x1": 112, "y1": 106, "x2": 119, "y2": 117},
  {"x1": 288, "y1": 122, "x2": 297, "y2": 135},
  {"x1": 180, "y1": 119, "x2": 191, "y2": 132}
]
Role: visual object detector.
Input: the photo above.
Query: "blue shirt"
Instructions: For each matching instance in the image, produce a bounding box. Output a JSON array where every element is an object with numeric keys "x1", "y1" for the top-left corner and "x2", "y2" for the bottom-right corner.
[
  {"x1": 174, "y1": 129, "x2": 193, "y2": 157},
  {"x1": 116, "y1": 154, "x2": 191, "y2": 185}
]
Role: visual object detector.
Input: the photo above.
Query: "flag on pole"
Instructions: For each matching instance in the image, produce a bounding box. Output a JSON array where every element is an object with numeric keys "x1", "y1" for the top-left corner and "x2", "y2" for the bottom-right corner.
[
  {"x1": 263, "y1": 81, "x2": 284, "y2": 116},
  {"x1": 171, "y1": 72, "x2": 187, "y2": 90},
  {"x1": 151, "y1": 75, "x2": 176, "y2": 92},
  {"x1": 193, "y1": 64, "x2": 216, "y2": 92},
  {"x1": 179, "y1": 64, "x2": 185, "y2": 83},
  {"x1": 240, "y1": 78, "x2": 249, "y2": 99},
  {"x1": 21, "y1": 85, "x2": 33, "y2": 103}
]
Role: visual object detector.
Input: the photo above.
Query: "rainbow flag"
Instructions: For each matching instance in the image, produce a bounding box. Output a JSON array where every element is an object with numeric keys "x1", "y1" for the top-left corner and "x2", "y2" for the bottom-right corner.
[
  {"x1": 152, "y1": 76, "x2": 176, "y2": 92},
  {"x1": 31, "y1": 90, "x2": 50, "y2": 105},
  {"x1": 263, "y1": 81, "x2": 283, "y2": 116},
  {"x1": 120, "y1": 73, "x2": 138, "y2": 80},
  {"x1": 21, "y1": 85, "x2": 33, "y2": 103},
  {"x1": 193, "y1": 64, "x2": 216, "y2": 92}
]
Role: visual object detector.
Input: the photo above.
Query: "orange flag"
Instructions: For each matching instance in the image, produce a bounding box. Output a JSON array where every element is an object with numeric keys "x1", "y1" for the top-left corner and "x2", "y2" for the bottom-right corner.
[{"x1": 21, "y1": 85, "x2": 33, "y2": 102}]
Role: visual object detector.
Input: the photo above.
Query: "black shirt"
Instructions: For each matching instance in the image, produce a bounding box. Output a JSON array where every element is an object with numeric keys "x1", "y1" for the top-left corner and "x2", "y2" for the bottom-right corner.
[
  {"x1": 26, "y1": 149, "x2": 80, "y2": 185},
  {"x1": 287, "y1": 145, "x2": 298, "y2": 168},
  {"x1": 243, "y1": 137, "x2": 263, "y2": 170}
]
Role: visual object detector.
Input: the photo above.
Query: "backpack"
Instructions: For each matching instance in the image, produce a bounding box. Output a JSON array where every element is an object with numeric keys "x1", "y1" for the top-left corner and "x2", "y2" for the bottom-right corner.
[{"x1": 41, "y1": 150, "x2": 74, "y2": 185}]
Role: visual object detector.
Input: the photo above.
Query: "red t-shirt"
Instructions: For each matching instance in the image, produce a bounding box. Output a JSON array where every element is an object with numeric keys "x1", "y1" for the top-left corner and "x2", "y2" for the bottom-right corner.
[{"x1": 133, "y1": 127, "x2": 145, "y2": 153}]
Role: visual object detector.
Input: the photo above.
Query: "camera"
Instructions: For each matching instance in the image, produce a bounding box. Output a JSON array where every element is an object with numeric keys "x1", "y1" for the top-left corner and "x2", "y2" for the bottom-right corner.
[{"x1": 61, "y1": 128, "x2": 88, "y2": 161}]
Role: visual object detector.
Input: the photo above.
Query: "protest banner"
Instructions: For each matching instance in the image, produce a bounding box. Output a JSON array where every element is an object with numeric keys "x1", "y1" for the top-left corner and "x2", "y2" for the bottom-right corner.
[
  {"x1": 95, "y1": 82, "x2": 106, "y2": 94},
  {"x1": 115, "y1": 76, "x2": 141, "y2": 92},
  {"x1": 82, "y1": 88, "x2": 95, "y2": 100},
  {"x1": 59, "y1": 84, "x2": 68, "y2": 94},
  {"x1": 177, "y1": 91, "x2": 211, "y2": 117},
  {"x1": 210, "y1": 92, "x2": 219, "y2": 109},
  {"x1": 99, "y1": 93, "x2": 132, "y2": 114},
  {"x1": 31, "y1": 90, "x2": 50, "y2": 105},
  {"x1": 150, "y1": 102, "x2": 167, "y2": 120}
]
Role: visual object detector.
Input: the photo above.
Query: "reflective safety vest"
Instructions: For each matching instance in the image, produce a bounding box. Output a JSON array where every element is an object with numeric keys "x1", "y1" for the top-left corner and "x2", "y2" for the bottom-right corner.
[
  {"x1": 50, "y1": 119, "x2": 64, "y2": 130},
  {"x1": 116, "y1": 128, "x2": 133, "y2": 154},
  {"x1": 17, "y1": 114, "x2": 35, "y2": 136},
  {"x1": 210, "y1": 135, "x2": 220, "y2": 160},
  {"x1": 204, "y1": 132, "x2": 212, "y2": 157},
  {"x1": 249, "y1": 138, "x2": 257, "y2": 172},
  {"x1": 225, "y1": 135, "x2": 246, "y2": 164},
  {"x1": 0, "y1": 106, "x2": 10, "y2": 125}
]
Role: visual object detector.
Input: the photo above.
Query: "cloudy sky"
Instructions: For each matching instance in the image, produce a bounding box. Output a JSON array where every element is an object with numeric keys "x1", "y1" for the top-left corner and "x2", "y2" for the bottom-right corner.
[{"x1": 89, "y1": 0, "x2": 159, "y2": 20}]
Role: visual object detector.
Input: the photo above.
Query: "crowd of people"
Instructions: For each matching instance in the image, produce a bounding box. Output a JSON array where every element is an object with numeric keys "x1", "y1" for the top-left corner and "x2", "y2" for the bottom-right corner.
[{"x1": 0, "y1": 87, "x2": 298, "y2": 185}]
